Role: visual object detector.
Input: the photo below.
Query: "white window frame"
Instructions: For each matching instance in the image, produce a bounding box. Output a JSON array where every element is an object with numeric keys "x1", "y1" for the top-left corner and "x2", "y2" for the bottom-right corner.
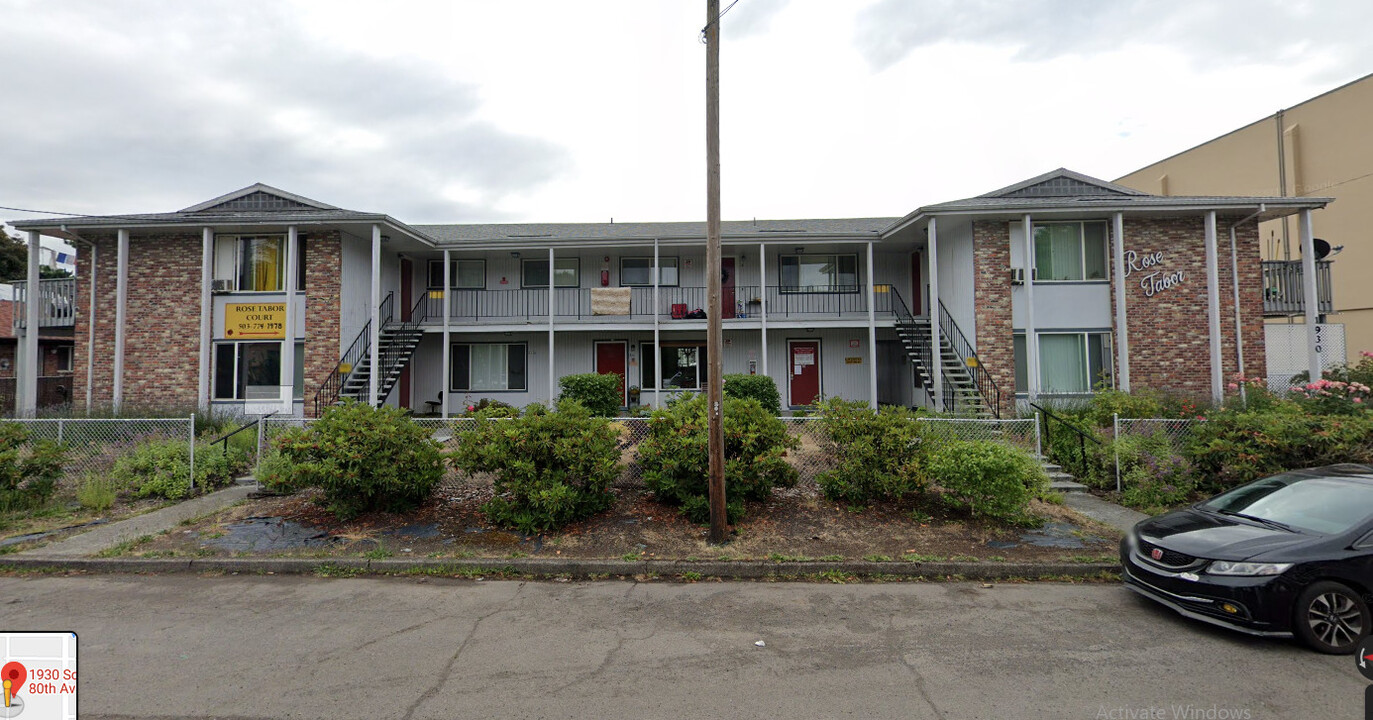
[
  {"x1": 214, "y1": 234, "x2": 288, "y2": 293},
  {"x1": 449, "y1": 342, "x2": 529, "y2": 392},
  {"x1": 1031, "y1": 221, "x2": 1109, "y2": 283},
  {"x1": 427, "y1": 259, "x2": 486, "y2": 290},
  {"x1": 521, "y1": 258, "x2": 579, "y2": 288},
  {"x1": 212, "y1": 341, "x2": 304, "y2": 400},
  {"x1": 55, "y1": 346, "x2": 73, "y2": 373},
  {"x1": 778, "y1": 253, "x2": 860, "y2": 293},
  {"x1": 1013, "y1": 331, "x2": 1114, "y2": 395},
  {"x1": 620, "y1": 257, "x2": 679, "y2": 287}
]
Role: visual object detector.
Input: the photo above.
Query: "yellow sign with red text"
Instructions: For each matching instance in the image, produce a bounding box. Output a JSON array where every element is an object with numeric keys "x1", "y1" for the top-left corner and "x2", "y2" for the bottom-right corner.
[{"x1": 225, "y1": 303, "x2": 286, "y2": 339}]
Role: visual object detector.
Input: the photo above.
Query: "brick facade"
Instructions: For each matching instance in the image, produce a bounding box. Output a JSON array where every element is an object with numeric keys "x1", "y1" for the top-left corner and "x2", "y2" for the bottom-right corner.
[
  {"x1": 971, "y1": 220, "x2": 1017, "y2": 416},
  {"x1": 1117, "y1": 216, "x2": 1265, "y2": 399},
  {"x1": 74, "y1": 233, "x2": 203, "y2": 410},
  {"x1": 304, "y1": 232, "x2": 342, "y2": 416}
]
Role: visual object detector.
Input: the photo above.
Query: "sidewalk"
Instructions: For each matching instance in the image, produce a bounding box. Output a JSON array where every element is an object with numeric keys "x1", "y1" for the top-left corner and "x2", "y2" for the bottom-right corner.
[{"x1": 18, "y1": 484, "x2": 255, "y2": 558}]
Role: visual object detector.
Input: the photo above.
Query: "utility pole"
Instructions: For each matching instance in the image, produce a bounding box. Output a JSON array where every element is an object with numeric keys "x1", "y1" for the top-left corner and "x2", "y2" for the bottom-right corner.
[{"x1": 705, "y1": 0, "x2": 727, "y2": 544}]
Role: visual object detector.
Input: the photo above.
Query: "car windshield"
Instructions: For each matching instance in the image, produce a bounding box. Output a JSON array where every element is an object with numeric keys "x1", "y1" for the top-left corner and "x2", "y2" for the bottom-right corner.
[{"x1": 1200, "y1": 472, "x2": 1373, "y2": 535}]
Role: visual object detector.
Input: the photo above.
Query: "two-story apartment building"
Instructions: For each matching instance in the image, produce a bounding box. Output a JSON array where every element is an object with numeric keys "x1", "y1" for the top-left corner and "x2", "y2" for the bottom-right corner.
[{"x1": 8, "y1": 169, "x2": 1332, "y2": 418}]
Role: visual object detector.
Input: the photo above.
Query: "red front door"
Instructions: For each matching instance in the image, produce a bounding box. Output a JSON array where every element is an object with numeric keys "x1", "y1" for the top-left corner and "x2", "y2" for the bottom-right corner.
[
  {"x1": 721, "y1": 257, "x2": 736, "y2": 319},
  {"x1": 399, "y1": 259, "x2": 413, "y2": 410},
  {"x1": 595, "y1": 341, "x2": 627, "y2": 406},
  {"x1": 789, "y1": 340, "x2": 820, "y2": 406}
]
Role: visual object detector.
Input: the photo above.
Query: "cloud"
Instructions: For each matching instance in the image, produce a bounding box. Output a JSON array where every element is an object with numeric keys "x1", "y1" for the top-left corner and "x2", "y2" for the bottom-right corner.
[
  {"x1": 852, "y1": 0, "x2": 1373, "y2": 75},
  {"x1": 0, "y1": 0, "x2": 569, "y2": 223},
  {"x1": 723, "y1": 0, "x2": 791, "y2": 39}
]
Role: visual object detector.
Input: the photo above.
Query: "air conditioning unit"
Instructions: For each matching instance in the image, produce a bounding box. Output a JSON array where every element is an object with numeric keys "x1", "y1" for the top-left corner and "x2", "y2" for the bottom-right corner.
[
  {"x1": 1010, "y1": 267, "x2": 1025, "y2": 285},
  {"x1": 211, "y1": 279, "x2": 234, "y2": 294}
]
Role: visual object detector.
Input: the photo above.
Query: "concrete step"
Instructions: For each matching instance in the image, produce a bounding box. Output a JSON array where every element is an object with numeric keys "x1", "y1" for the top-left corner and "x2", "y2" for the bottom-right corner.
[{"x1": 1050, "y1": 479, "x2": 1090, "y2": 493}]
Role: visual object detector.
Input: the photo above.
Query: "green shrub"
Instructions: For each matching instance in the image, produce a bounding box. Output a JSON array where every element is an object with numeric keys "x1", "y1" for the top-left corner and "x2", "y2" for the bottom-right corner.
[
  {"x1": 926, "y1": 440, "x2": 1047, "y2": 523},
  {"x1": 558, "y1": 373, "x2": 623, "y2": 416},
  {"x1": 449, "y1": 400, "x2": 621, "y2": 533},
  {"x1": 638, "y1": 394, "x2": 797, "y2": 523},
  {"x1": 813, "y1": 398, "x2": 927, "y2": 503},
  {"x1": 255, "y1": 434, "x2": 304, "y2": 493},
  {"x1": 723, "y1": 374, "x2": 781, "y2": 414},
  {"x1": 460, "y1": 398, "x2": 517, "y2": 416},
  {"x1": 111, "y1": 437, "x2": 248, "y2": 500},
  {"x1": 0, "y1": 423, "x2": 65, "y2": 513},
  {"x1": 1185, "y1": 400, "x2": 1373, "y2": 492},
  {"x1": 76, "y1": 475, "x2": 118, "y2": 512},
  {"x1": 276, "y1": 402, "x2": 444, "y2": 519}
]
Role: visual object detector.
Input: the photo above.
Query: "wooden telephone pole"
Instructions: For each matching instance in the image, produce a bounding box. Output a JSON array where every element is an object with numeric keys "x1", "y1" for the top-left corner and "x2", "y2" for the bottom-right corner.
[{"x1": 705, "y1": 0, "x2": 727, "y2": 544}]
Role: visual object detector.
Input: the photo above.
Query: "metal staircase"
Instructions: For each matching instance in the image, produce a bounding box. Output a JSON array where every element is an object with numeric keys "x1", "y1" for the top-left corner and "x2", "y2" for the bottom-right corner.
[
  {"x1": 891, "y1": 292, "x2": 1001, "y2": 418},
  {"x1": 312, "y1": 292, "x2": 426, "y2": 415}
]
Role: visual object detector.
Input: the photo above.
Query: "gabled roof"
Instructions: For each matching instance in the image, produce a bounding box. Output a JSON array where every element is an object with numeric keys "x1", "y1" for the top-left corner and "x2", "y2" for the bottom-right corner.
[
  {"x1": 977, "y1": 168, "x2": 1149, "y2": 199},
  {"x1": 180, "y1": 183, "x2": 341, "y2": 213},
  {"x1": 881, "y1": 168, "x2": 1333, "y2": 236}
]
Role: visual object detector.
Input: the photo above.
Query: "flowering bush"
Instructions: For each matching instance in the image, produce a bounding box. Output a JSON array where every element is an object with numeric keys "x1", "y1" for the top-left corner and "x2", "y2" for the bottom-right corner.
[{"x1": 1295, "y1": 377, "x2": 1371, "y2": 414}]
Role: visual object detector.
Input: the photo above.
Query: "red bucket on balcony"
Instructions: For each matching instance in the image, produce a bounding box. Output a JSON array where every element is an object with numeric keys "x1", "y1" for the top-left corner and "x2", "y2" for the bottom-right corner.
[{"x1": 670, "y1": 303, "x2": 688, "y2": 319}]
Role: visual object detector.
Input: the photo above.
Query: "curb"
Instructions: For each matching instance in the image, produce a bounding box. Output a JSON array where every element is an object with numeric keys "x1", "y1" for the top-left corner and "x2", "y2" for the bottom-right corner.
[{"x1": 0, "y1": 555, "x2": 1121, "y2": 580}]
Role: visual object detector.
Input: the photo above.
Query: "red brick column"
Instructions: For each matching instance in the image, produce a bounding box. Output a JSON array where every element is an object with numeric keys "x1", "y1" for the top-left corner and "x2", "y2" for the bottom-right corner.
[
  {"x1": 304, "y1": 232, "x2": 342, "y2": 416},
  {"x1": 971, "y1": 220, "x2": 1016, "y2": 416}
]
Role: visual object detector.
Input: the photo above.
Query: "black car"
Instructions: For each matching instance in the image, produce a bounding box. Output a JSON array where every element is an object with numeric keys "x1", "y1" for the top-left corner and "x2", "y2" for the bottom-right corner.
[{"x1": 1121, "y1": 464, "x2": 1373, "y2": 654}]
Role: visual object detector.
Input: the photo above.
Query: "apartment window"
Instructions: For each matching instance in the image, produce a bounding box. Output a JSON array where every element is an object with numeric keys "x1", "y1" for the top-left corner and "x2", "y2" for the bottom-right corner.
[
  {"x1": 779, "y1": 254, "x2": 858, "y2": 292},
  {"x1": 521, "y1": 258, "x2": 579, "y2": 288},
  {"x1": 213, "y1": 342, "x2": 304, "y2": 400},
  {"x1": 450, "y1": 343, "x2": 527, "y2": 392},
  {"x1": 427, "y1": 259, "x2": 486, "y2": 289},
  {"x1": 214, "y1": 235, "x2": 306, "y2": 292},
  {"x1": 1033, "y1": 222, "x2": 1107, "y2": 281},
  {"x1": 55, "y1": 346, "x2": 73, "y2": 373},
  {"x1": 641, "y1": 342, "x2": 707, "y2": 389},
  {"x1": 1014, "y1": 332, "x2": 1113, "y2": 394},
  {"x1": 621, "y1": 257, "x2": 679, "y2": 286}
]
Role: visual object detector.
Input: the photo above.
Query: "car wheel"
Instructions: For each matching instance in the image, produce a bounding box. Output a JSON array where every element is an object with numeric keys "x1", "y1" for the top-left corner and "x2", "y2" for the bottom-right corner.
[{"x1": 1294, "y1": 581, "x2": 1369, "y2": 654}]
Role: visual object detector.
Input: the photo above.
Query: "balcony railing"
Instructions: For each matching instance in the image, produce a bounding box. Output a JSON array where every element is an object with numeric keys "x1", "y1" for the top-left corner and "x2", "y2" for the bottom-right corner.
[
  {"x1": 1262, "y1": 260, "x2": 1333, "y2": 316},
  {"x1": 11, "y1": 278, "x2": 77, "y2": 331},
  {"x1": 415, "y1": 284, "x2": 900, "y2": 323}
]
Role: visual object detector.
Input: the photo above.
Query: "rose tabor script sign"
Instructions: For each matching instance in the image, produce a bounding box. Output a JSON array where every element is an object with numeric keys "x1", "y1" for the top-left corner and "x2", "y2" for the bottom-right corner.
[{"x1": 1124, "y1": 250, "x2": 1185, "y2": 297}]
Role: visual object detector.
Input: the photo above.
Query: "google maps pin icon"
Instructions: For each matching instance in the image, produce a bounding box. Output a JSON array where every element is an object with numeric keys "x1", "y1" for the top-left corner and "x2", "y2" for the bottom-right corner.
[{"x1": 1, "y1": 662, "x2": 24, "y2": 706}]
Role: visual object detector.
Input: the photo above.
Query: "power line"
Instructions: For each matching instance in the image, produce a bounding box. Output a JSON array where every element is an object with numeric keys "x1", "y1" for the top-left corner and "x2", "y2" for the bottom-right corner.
[
  {"x1": 0, "y1": 205, "x2": 102, "y2": 218},
  {"x1": 700, "y1": 0, "x2": 740, "y2": 42}
]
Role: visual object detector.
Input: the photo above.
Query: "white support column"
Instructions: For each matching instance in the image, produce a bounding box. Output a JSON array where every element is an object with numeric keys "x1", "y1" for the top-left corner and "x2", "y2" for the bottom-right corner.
[
  {"x1": 758, "y1": 241, "x2": 768, "y2": 383},
  {"x1": 1204, "y1": 211, "x2": 1223, "y2": 405},
  {"x1": 866, "y1": 240, "x2": 878, "y2": 409},
  {"x1": 1022, "y1": 214, "x2": 1039, "y2": 402},
  {"x1": 1299, "y1": 208, "x2": 1322, "y2": 381},
  {"x1": 85, "y1": 241, "x2": 98, "y2": 412},
  {"x1": 928, "y1": 217, "x2": 943, "y2": 411},
  {"x1": 282, "y1": 226, "x2": 298, "y2": 413},
  {"x1": 20, "y1": 231, "x2": 40, "y2": 416},
  {"x1": 652, "y1": 239, "x2": 661, "y2": 407},
  {"x1": 1111, "y1": 213, "x2": 1130, "y2": 391},
  {"x1": 113, "y1": 228, "x2": 130, "y2": 411},
  {"x1": 369, "y1": 225, "x2": 381, "y2": 407},
  {"x1": 198, "y1": 228, "x2": 213, "y2": 409},
  {"x1": 547, "y1": 247, "x2": 556, "y2": 404},
  {"x1": 442, "y1": 249, "x2": 451, "y2": 418}
]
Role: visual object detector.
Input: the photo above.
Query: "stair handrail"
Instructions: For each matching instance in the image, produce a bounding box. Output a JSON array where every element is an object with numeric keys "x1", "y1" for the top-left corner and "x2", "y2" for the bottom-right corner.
[
  {"x1": 370, "y1": 292, "x2": 431, "y2": 406},
  {"x1": 936, "y1": 299, "x2": 1001, "y2": 418},
  {"x1": 888, "y1": 288, "x2": 935, "y2": 396},
  {"x1": 1028, "y1": 401, "x2": 1101, "y2": 479},
  {"x1": 312, "y1": 291, "x2": 395, "y2": 416}
]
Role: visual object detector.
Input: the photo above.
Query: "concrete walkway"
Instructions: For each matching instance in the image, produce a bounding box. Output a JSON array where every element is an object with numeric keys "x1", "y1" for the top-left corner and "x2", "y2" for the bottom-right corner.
[
  {"x1": 1063, "y1": 491, "x2": 1149, "y2": 534},
  {"x1": 18, "y1": 484, "x2": 254, "y2": 558}
]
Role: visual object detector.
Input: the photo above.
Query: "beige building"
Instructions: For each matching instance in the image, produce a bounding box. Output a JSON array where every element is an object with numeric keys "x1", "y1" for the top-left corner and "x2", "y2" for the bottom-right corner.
[{"x1": 1117, "y1": 72, "x2": 1373, "y2": 367}]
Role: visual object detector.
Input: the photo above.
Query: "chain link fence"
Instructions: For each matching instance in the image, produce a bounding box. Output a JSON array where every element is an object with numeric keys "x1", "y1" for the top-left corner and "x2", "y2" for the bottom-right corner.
[
  {"x1": 9, "y1": 417, "x2": 196, "y2": 486},
  {"x1": 1111, "y1": 416, "x2": 1206, "y2": 492}
]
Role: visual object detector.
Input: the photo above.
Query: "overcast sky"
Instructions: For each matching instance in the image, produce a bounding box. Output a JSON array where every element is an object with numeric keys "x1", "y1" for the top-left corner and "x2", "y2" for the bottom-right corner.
[{"x1": 1, "y1": 0, "x2": 1370, "y2": 228}]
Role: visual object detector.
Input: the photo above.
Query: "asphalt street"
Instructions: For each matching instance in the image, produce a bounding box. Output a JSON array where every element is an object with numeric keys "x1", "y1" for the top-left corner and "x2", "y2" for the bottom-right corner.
[{"x1": 0, "y1": 574, "x2": 1359, "y2": 719}]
